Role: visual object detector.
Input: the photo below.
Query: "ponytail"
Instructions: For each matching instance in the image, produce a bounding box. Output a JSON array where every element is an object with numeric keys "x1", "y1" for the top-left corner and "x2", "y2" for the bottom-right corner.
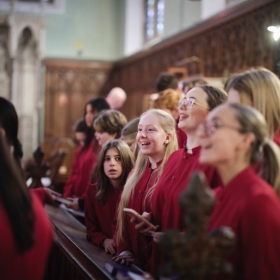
[{"x1": 260, "y1": 140, "x2": 280, "y2": 196}]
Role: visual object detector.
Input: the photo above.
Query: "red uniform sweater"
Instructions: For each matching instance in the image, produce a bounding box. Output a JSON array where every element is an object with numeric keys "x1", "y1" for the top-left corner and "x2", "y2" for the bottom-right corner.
[
  {"x1": 150, "y1": 146, "x2": 220, "y2": 274},
  {"x1": 85, "y1": 183, "x2": 122, "y2": 247},
  {"x1": 209, "y1": 167, "x2": 280, "y2": 280},
  {"x1": 117, "y1": 161, "x2": 161, "y2": 270},
  {"x1": 63, "y1": 141, "x2": 97, "y2": 198},
  {"x1": 176, "y1": 121, "x2": 187, "y2": 149},
  {"x1": 0, "y1": 192, "x2": 53, "y2": 280},
  {"x1": 152, "y1": 146, "x2": 220, "y2": 231}
]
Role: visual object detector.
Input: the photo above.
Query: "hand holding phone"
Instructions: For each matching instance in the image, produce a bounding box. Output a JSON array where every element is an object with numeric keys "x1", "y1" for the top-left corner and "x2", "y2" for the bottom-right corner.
[{"x1": 123, "y1": 208, "x2": 157, "y2": 231}]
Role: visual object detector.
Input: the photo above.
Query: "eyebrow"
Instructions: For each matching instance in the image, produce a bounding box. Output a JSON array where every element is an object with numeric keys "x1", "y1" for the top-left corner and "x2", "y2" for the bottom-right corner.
[
  {"x1": 209, "y1": 116, "x2": 222, "y2": 122},
  {"x1": 187, "y1": 96, "x2": 198, "y2": 101}
]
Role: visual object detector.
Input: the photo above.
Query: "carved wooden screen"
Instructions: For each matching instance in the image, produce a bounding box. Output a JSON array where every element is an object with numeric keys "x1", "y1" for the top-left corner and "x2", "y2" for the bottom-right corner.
[
  {"x1": 44, "y1": 59, "x2": 112, "y2": 139},
  {"x1": 100, "y1": 0, "x2": 280, "y2": 121}
]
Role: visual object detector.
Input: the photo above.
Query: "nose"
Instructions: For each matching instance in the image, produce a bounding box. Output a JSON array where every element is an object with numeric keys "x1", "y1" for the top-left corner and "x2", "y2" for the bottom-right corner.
[
  {"x1": 178, "y1": 100, "x2": 188, "y2": 110},
  {"x1": 110, "y1": 159, "x2": 116, "y2": 166},
  {"x1": 139, "y1": 130, "x2": 146, "y2": 138}
]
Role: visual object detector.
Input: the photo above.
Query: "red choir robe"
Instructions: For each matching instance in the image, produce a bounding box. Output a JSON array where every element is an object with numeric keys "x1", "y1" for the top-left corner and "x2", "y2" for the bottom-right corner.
[
  {"x1": 117, "y1": 161, "x2": 161, "y2": 271},
  {"x1": 209, "y1": 166, "x2": 280, "y2": 280},
  {"x1": 152, "y1": 146, "x2": 220, "y2": 231},
  {"x1": 0, "y1": 192, "x2": 53, "y2": 280},
  {"x1": 176, "y1": 120, "x2": 187, "y2": 149},
  {"x1": 30, "y1": 188, "x2": 47, "y2": 205},
  {"x1": 85, "y1": 183, "x2": 122, "y2": 247},
  {"x1": 273, "y1": 132, "x2": 280, "y2": 147},
  {"x1": 150, "y1": 146, "x2": 220, "y2": 274},
  {"x1": 63, "y1": 140, "x2": 97, "y2": 198}
]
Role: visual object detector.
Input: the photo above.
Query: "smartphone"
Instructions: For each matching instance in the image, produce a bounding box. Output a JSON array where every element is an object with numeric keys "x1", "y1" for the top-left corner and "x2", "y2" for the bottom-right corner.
[
  {"x1": 123, "y1": 208, "x2": 157, "y2": 231},
  {"x1": 53, "y1": 196, "x2": 72, "y2": 206}
]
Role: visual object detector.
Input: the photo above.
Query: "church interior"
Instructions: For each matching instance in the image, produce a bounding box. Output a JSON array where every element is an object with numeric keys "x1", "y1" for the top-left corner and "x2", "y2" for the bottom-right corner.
[{"x1": 1, "y1": 0, "x2": 280, "y2": 279}]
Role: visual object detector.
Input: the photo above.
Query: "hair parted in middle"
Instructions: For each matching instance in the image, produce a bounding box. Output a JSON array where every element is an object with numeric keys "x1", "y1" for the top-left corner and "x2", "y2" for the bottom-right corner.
[
  {"x1": 225, "y1": 67, "x2": 280, "y2": 137},
  {"x1": 93, "y1": 109, "x2": 127, "y2": 139},
  {"x1": 93, "y1": 139, "x2": 134, "y2": 204}
]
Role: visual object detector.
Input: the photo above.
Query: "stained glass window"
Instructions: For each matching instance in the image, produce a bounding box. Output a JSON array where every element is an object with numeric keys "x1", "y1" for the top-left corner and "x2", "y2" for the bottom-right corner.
[{"x1": 145, "y1": 0, "x2": 164, "y2": 41}]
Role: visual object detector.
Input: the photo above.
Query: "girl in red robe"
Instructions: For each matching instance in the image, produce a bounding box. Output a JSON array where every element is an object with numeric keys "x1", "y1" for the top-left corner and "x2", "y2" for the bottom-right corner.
[
  {"x1": 0, "y1": 97, "x2": 53, "y2": 280},
  {"x1": 135, "y1": 86, "x2": 227, "y2": 275},
  {"x1": 64, "y1": 98, "x2": 110, "y2": 209},
  {"x1": 113, "y1": 109, "x2": 178, "y2": 270},
  {"x1": 198, "y1": 103, "x2": 280, "y2": 280},
  {"x1": 85, "y1": 139, "x2": 133, "y2": 254}
]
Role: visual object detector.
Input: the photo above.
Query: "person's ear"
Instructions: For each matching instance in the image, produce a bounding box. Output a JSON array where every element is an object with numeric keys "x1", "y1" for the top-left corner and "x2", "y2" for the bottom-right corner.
[
  {"x1": 164, "y1": 133, "x2": 172, "y2": 145},
  {"x1": 236, "y1": 132, "x2": 255, "y2": 152}
]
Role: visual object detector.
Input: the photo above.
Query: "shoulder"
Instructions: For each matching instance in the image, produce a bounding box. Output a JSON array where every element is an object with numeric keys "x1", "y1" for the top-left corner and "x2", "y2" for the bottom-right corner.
[
  {"x1": 87, "y1": 183, "x2": 98, "y2": 195},
  {"x1": 165, "y1": 148, "x2": 184, "y2": 165}
]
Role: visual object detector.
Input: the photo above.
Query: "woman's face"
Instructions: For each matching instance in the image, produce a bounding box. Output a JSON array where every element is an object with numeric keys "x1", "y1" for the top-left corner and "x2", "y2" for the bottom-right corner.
[
  {"x1": 121, "y1": 135, "x2": 136, "y2": 153},
  {"x1": 95, "y1": 131, "x2": 117, "y2": 147},
  {"x1": 136, "y1": 112, "x2": 171, "y2": 163},
  {"x1": 85, "y1": 104, "x2": 96, "y2": 127},
  {"x1": 103, "y1": 147, "x2": 123, "y2": 181},
  {"x1": 75, "y1": 132, "x2": 86, "y2": 147},
  {"x1": 197, "y1": 105, "x2": 247, "y2": 168},
  {"x1": 178, "y1": 87, "x2": 209, "y2": 134},
  {"x1": 227, "y1": 88, "x2": 253, "y2": 107}
]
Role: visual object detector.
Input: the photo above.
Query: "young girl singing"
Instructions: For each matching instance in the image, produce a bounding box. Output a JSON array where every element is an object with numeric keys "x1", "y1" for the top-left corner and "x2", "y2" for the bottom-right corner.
[
  {"x1": 84, "y1": 139, "x2": 133, "y2": 254},
  {"x1": 113, "y1": 109, "x2": 178, "y2": 270},
  {"x1": 198, "y1": 103, "x2": 280, "y2": 280}
]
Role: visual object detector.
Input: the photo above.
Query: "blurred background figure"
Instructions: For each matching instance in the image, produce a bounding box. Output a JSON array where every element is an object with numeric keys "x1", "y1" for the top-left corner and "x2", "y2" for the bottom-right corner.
[
  {"x1": 155, "y1": 72, "x2": 179, "y2": 92},
  {"x1": 182, "y1": 78, "x2": 207, "y2": 94},
  {"x1": 152, "y1": 89, "x2": 186, "y2": 148},
  {"x1": 106, "y1": 87, "x2": 127, "y2": 110},
  {"x1": 225, "y1": 67, "x2": 280, "y2": 145},
  {"x1": 121, "y1": 117, "x2": 140, "y2": 161}
]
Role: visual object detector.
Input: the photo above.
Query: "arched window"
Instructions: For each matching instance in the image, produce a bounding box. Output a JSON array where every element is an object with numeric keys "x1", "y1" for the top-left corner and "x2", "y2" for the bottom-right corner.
[{"x1": 145, "y1": 0, "x2": 164, "y2": 42}]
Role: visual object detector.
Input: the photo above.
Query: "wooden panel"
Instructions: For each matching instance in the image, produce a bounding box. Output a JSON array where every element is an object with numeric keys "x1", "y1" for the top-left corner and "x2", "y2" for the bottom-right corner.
[
  {"x1": 100, "y1": 0, "x2": 280, "y2": 121},
  {"x1": 44, "y1": 59, "x2": 113, "y2": 139},
  {"x1": 44, "y1": 204, "x2": 115, "y2": 280}
]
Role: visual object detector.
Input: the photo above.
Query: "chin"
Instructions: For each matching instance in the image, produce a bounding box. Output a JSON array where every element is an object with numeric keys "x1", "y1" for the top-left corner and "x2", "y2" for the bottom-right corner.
[{"x1": 199, "y1": 153, "x2": 213, "y2": 166}]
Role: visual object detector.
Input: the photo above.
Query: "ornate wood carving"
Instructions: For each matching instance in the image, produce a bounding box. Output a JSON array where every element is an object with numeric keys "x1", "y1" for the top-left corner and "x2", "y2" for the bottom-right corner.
[
  {"x1": 44, "y1": 59, "x2": 113, "y2": 139},
  {"x1": 100, "y1": 0, "x2": 280, "y2": 121},
  {"x1": 158, "y1": 172, "x2": 235, "y2": 280}
]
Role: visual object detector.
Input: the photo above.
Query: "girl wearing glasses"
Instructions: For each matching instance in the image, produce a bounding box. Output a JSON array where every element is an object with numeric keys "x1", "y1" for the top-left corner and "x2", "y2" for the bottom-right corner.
[
  {"x1": 198, "y1": 103, "x2": 280, "y2": 280},
  {"x1": 225, "y1": 67, "x2": 280, "y2": 146},
  {"x1": 134, "y1": 86, "x2": 227, "y2": 274}
]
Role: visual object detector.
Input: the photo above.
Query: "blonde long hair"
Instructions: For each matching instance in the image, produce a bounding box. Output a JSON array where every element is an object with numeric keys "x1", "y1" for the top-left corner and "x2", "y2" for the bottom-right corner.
[
  {"x1": 116, "y1": 109, "x2": 178, "y2": 243},
  {"x1": 225, "y1": 67, "x2": 280, "y2": 137}
]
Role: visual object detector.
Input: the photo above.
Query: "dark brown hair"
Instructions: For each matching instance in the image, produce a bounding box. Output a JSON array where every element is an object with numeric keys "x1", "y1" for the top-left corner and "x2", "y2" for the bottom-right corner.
[
  {"x1": 94, "y1": 139, "x2": 133, "y2": 204},
  {"x1": 0, "y1": 133, "x2": 34, "y2": 252}
]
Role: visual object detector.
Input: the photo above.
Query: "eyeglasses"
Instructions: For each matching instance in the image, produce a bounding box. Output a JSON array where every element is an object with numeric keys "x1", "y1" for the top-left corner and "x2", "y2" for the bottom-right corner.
[
  {"x1": 197, "y1": 120, "x2": 246, "y2": 136},
  {"x1": 178, "y1": 97, "x2": 210, "y2": 110}
]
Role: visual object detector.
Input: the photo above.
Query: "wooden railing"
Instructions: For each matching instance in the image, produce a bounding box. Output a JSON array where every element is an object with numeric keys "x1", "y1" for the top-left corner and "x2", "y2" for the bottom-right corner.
[{"x1": 44, "y1": 205, "x2": 115, "y2": 280}]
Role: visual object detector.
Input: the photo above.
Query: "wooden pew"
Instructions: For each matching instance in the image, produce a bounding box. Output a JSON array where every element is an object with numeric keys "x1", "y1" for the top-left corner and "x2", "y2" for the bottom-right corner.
[{"x1": 44, "y1": 204, "x2": 115, "y2": 280}]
